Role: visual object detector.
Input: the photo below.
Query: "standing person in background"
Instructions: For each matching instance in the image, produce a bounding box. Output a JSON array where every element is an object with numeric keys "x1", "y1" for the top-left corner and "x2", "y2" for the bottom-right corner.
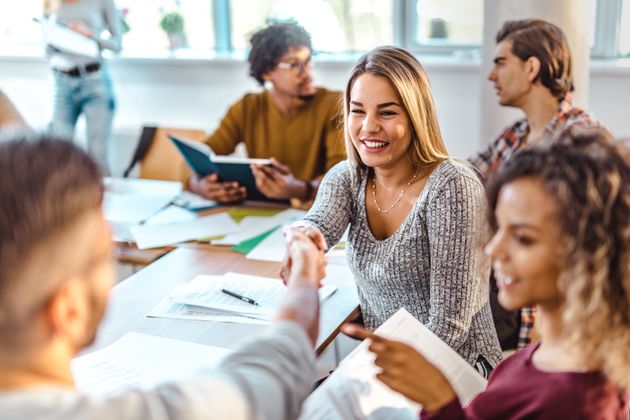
[
  {"x1": 468, "y1": 19, "x2": 604, "y2": 351},
  {"x1": 44, "y1": 0, "x2": 122, "y2": 174},
  {"x1": 188, "y1": 22, "x2": 345, "y2": 207}
]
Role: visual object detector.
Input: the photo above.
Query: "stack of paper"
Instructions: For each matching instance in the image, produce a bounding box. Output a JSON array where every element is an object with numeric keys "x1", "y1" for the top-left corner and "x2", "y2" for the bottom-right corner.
[
  {"x1": 72, "y1": 332, "x2": 231, "y2": 398},
  {"x1": 299, "y1": 308, "x2": 488, "y2": 419},
  {"x1": 129, "y1": 212, "x2": 239, "y2": 249},
  {"x1": 246, "y1": 224, "x2": 349, "y2": 265},
  {"x1": 148, "y1": 272, "x2": 336, "y2": 323},
  {"x1": 104, "y1": 178, "x2": 232, "y2": 248},
  {"x1": 213, "y1": 208, "x2": 307, "y2": 246}
]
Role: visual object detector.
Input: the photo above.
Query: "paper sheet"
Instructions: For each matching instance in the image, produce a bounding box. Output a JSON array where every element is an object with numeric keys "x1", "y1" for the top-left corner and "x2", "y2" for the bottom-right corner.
[
  {"x1": 299, "y1": 308, "x2": 487, "y2": 419},
  {"x1": 103, "y1": 178, "x2": 182, "y2": 225},
  {"x1": 129, "y1": 212, "x2": 239, "y2": 249},
  {"x1": 167, "y1": 272, "x2": 336, "y2": 320},
  {"x1": 104, "y1": 177, "x2": 182, "y2": 197},
  {"x1": 245, "y1": 227, "x2": 287, "y2": 262},
  {"x1": 143, "y1": 205, "x2": 197, "y2": 226},
  {"x1": 147, "y1": 292, "x2": 269, "y2": 325},
  {"x1": 214, "y1": 209, "x2": 307, "y2": 246},
  {"x1": 104, "y1": 193, "x2": 174, "y2": 225},
  {"x1": 71, "y1": 332, "x2": 231, "y2": 398},
  {"x1": 173, "y1": 190, "x2": 218, "y2": 211}
]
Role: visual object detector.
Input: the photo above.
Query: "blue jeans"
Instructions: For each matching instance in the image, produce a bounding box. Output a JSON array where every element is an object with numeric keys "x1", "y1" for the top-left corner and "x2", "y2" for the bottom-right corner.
[{"x1": 50, "y1": 65, "x2": 115, "y2": 174}]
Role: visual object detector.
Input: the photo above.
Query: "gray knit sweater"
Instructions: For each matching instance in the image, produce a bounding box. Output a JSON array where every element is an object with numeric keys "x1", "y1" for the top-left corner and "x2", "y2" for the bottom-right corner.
[{"x1": 304, "y1": 159, "x2": 502, "y2": 367}]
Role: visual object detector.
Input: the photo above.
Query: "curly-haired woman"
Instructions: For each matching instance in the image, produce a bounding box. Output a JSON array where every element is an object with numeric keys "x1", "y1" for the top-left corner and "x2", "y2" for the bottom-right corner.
[{"x1": 345, "y1": 127, "x2": 630, "y2": 418}]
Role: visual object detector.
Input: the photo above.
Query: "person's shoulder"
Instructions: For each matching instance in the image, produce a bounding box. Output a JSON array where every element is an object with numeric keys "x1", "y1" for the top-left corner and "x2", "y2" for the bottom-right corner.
[
  {"x1": 564, "y1": 107, "x2": 603, "y2": 129},
  {"x1": 313, "y1": 87, "x2": 342, "y2": 109},
  {"x1": 430, "y1": 159, "x2": 483, "y2": 189}
]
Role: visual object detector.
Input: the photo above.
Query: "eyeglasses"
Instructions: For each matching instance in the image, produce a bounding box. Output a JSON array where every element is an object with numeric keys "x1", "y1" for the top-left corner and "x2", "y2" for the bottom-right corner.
[{"x1": 276, "y1": 58, "x2": 312, "y2": 75}]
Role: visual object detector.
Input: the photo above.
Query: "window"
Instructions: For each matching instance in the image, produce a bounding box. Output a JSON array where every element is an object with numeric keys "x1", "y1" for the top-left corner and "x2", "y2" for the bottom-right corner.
[
  {"x1": 411, "y1": 0, "x2": 484, "y2": 51},
  {"x1": 229, "y1": 0, "x2": 393, "y2": 53},
  {"x1": 0, "y1": 0, "x2": 627, "y2": 60},
  {"x1": 619, "y1": 0, "x2": 630, "y2": 55},
  {"x1": 116, "y1": 0, "x2": 215, "y2": 52}
]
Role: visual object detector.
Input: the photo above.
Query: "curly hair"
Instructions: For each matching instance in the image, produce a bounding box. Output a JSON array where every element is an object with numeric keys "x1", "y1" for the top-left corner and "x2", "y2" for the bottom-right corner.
[
  {"x1": 487, "y1": 127, "x2": 630, "y2": 388},
  {"x1": 496, "y1": 19, "x2": 574, "y2": 100},
  {"x1": 248, "y1": 21, "x2": 312, "y2": 86}
]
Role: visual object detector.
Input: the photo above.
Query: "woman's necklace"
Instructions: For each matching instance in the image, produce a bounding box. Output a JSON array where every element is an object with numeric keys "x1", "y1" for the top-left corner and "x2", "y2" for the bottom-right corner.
[{"x1": 371, "y1": 168, "x2": 419, "y2": 214}]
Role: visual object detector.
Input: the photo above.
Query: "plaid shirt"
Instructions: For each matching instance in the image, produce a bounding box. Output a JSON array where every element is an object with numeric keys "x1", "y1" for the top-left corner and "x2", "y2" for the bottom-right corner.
[
  {"x1": 469, "y1": 97, "x2": 602, "y2": 349},
  {"x1": 469, "y1": 97, "x2": 601, "y2": 182}
]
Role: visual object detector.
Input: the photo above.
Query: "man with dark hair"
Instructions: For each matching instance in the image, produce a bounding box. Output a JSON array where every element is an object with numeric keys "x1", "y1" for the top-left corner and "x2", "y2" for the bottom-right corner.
[
  {"x1": 189, "y1": 22, "x2": 345, "y2": 205},
  {"x1": 469, "y1": 19, "x2": 604, "y2": 351},
  {"x1": 0, "y1": 134, "x2": 326, "y2": 419}
]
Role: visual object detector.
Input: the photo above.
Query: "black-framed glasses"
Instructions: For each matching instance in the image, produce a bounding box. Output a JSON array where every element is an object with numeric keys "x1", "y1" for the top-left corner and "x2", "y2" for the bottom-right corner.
[{"x1": 276, "y1": 57, "x2": 313, "y2": 74}]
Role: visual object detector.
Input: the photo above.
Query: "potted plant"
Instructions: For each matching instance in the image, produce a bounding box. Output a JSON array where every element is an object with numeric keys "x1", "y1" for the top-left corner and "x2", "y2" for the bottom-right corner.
[{"x1": 160, "y1": 10, "x2": 187, "y2": 49}]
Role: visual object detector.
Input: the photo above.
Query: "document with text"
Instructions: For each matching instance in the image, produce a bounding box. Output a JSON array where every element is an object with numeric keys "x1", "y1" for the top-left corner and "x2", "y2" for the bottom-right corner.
[
  {"x1": 71, "y1": 332, "x2": 231, "y2": 398},
  {"x1": 299, "y1": 308, "x2": 487, "y2": 419},
  {"x1": 167, "y1": 272, "x2": 336, "y2": 320}
]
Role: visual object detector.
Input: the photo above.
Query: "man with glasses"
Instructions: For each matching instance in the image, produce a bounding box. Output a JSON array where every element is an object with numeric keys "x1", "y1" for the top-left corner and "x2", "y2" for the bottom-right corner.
[{"x1": 188, "y1": 22, "x2": 345, "y2": 205}]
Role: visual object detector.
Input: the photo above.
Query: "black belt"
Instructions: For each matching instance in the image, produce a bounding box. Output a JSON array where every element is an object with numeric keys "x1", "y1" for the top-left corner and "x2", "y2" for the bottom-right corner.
[{"x1": 57, "y1": 62, "x2": 101, "y2": 77}]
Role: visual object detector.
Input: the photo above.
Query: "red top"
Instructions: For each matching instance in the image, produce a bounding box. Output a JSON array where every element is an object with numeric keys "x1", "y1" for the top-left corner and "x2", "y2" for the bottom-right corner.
[{"x1": 422, "y1": 342, "x2": 629, "y2": 419}]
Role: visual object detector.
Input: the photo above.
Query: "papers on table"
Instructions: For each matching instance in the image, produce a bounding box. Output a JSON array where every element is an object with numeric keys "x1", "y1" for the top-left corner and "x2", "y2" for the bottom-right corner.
[
  {"x1": 38, "y1": 17, "x2": 99, "y2": 58},
  {"x1": 103, "y1": 178, "x2": 182, "y2": 225},
  {"x1": 299, "y1": 308, "x2": 487, "y2": 419},
  {"x1": 246, "y1": 223, "x2": 349, "y2": 264},
  {"x1": 214, "y1": 208, "x2": 307, "y2": 246},
  {"x1": 130, "y1": 212, "x2": 239, "y2": 249},
  {"x1": 245, "y1": 226, "x2": 287, "y2": 262},
  {"x1": 148, "y1": 272, "x2": 336, "y2": 323},
  {"x1": 71, "y1": 332, "x2": 231, "y2": 398},
  {"x1": 173, "y1": 190, "x2": 218, "y2": 211}
]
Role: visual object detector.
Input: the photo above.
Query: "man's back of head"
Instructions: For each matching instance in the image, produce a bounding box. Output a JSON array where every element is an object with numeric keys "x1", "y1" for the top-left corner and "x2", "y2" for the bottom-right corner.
[{"x1": 0, "y1": 134, "x2": 110, "y2": 375}]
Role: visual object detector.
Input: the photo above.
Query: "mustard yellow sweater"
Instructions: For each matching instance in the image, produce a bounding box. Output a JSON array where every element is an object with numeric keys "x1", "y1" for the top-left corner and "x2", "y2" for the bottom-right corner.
[{"x1": 204, "y1": 87, "x2": 345, "y2": 181}]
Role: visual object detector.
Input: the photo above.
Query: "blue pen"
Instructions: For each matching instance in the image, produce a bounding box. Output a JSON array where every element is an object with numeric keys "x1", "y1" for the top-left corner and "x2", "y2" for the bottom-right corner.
[{"x1": 221, "y1": 288, "x2": 260, "y2": 306}]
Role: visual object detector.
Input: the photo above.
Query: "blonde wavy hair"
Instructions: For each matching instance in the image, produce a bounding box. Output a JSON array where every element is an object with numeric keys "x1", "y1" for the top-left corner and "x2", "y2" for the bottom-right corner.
[
  {"x1": 487, "y1": 127, "x2": 630, "y2": 388},
  {"x1": 343, "y1": 46, "x2": 448, "y2": 170}
]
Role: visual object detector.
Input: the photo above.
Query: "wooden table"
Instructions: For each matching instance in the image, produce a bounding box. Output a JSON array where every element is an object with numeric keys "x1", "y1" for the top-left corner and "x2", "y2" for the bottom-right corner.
[{"x1": 91, "y1": 246, "x2": 360, "y2": 356}]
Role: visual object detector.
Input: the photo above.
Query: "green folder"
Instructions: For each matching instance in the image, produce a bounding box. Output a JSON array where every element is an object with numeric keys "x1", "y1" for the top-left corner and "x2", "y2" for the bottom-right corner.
[{"x1": 231, "y1": 226, "x2": 281, "y2": 254}]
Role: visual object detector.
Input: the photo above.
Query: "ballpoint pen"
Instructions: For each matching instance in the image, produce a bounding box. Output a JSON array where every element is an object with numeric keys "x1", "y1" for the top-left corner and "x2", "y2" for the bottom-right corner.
[{"x1": 221, "y1": 288, "x2": 260, "y2": 306}]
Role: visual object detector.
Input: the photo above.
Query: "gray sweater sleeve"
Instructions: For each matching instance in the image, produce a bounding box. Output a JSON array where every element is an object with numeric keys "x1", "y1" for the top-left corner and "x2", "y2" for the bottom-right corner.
[
  {"x1": 302, "y1": 161, "x2": 354, "y2": 247},
  {"x1": 96, "y1": 0, "x2": 122, "y2": 52},
  {"x1": 425, "y1": 171, "x2": 491, "y2": 352}
]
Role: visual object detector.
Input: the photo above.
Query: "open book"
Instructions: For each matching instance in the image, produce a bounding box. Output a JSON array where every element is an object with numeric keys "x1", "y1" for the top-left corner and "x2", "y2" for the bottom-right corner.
[
  {"x1": 300, "y1": 308, "x2": 487, "y2": 419},
  {"x1": 169, "y1": 134, "x2": 284, "y2": 203}
]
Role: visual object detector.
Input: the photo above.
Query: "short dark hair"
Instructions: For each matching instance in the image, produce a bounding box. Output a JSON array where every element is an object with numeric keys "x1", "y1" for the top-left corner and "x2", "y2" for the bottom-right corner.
[
  {"x1": 496, "y1": 19, "x2": 573, "y2": 100},
  {"x1": 248, "y1": 22, "x2": 312, "y2": 86},
  {"x1": 0, "y1": 134, "x2": 103, "y2": 345}
]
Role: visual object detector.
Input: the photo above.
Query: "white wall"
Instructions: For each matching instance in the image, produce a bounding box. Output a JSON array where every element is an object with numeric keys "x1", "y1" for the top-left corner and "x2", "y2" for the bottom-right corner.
[{"x1": 2, "y1": 55, "x2": 629, "y2": 176}]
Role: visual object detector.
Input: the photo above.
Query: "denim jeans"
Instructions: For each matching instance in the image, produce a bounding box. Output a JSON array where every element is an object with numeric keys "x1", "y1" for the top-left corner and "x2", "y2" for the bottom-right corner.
[{"x1": 50, "y1": 64, "x2": 115, "y2": 174}]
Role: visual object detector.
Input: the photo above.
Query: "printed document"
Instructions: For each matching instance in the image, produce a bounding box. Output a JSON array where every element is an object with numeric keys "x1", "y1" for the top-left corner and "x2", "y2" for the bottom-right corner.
[
  {"x1": 167, "y1": 272, "x2": 336, "y2": 320},
  {"x1": 299, "y1": 308, "x2": 487, "y2": 419},
  {"x1": 71, "y1": 332, "x2": 231, "y2": 398}
]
